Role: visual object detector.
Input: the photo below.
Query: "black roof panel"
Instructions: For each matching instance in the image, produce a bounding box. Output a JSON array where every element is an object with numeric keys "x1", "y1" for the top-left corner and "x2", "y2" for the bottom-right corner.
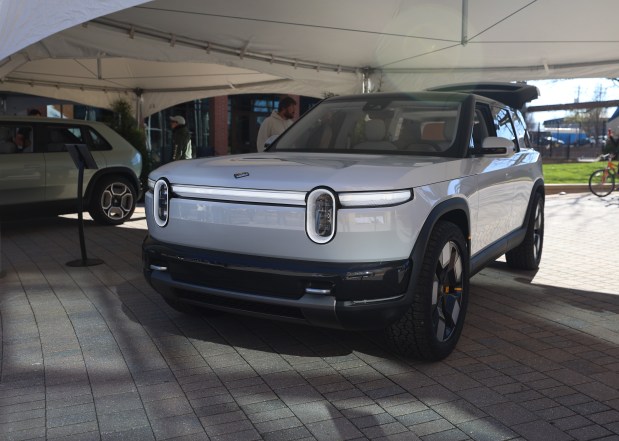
[{"x1": 426, "y1": 82, "x2": 539, "y2": 109}]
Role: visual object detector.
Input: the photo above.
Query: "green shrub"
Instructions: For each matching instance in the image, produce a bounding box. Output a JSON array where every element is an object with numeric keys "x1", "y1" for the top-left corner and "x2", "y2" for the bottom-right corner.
[{"x1": 105, "y1": 99, "x2": 151, "y2": 195}]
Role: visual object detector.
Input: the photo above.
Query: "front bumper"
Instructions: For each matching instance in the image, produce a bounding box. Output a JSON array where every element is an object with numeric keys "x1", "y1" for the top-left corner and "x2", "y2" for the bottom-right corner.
[{"x1": 142, "y1": 236, "x2": 413, "y2": 330}]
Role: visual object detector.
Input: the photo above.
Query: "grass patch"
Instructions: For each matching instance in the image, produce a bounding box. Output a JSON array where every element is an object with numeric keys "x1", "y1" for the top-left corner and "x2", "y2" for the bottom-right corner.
[{"x1": 543, "y1": 161, "x2": 611, "y2": 184}]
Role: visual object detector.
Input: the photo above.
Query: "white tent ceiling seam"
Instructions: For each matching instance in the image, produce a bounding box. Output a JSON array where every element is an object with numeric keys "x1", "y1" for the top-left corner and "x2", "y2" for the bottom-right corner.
[
  {"x1": 90, "y1": 17, "x2": 362, "y2": 76},
  {"x1": 4, "y1": 0, "x2": 619, "y2": 117}
]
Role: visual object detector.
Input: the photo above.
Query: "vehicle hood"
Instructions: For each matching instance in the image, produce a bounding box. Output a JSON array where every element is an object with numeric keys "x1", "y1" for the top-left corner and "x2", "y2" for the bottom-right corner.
[{"x1": 150, "y1": 152, "x2": 469, "y2": 192}]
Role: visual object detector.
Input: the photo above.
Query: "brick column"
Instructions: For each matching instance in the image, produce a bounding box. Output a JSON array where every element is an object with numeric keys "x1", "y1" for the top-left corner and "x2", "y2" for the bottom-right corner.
[{"x1": 210, "y1": 96, "x2": 229, "y2": 156}]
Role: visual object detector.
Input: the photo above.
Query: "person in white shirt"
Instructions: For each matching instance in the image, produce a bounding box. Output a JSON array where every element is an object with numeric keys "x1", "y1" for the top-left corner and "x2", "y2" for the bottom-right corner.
[{"x1": 256, "y1": 96, "x2": 297, "y2": 152}]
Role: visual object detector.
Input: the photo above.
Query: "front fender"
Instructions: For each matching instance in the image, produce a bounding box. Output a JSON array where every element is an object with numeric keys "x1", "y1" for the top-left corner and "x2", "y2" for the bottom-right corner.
[{"x1": 408, "y1": 197, "x2": 470, "y2": 296}]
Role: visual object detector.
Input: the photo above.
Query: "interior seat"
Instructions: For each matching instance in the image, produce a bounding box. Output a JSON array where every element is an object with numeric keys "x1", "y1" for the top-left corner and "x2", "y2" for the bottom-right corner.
[
  {"x1": 353, "y1": 119, "x2": 394, "y2": 150},
  {"x1": 47, "y1": 129, "x2": 67, "y2": 152}
]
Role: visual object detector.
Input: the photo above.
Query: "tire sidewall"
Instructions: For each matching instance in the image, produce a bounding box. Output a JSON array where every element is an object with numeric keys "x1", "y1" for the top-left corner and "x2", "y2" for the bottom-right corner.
[
  {"x1": 89, "y1": 175, "x2": 136, "y2": 225},
  {"x1": 530, "y1": 193, "x2": 544, "y2": 267},
  {"x1": 589, "y1": 169, "x2": 615, "y2": 197},
  {"x1": 416, "y1": 221, "x2": 470, "y2": 360},
  {"x1": 384, "y1": 221, "x2": 470, "y2": 360}
]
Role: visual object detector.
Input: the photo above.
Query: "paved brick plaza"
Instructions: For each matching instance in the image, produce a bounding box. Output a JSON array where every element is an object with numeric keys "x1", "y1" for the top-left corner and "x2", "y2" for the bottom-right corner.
[{"x1": 1, "y1": 192, "x2": 618, "y2": 441}]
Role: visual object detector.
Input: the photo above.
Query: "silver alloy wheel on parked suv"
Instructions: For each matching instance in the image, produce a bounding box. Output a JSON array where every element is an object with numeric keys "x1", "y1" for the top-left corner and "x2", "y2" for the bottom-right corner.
[
  {"x1": 101, "y1": 182, "x2": 134, "y2": 220},
  {"x1": 89, "y1": 176, "x2": 137, "y2": 225}
]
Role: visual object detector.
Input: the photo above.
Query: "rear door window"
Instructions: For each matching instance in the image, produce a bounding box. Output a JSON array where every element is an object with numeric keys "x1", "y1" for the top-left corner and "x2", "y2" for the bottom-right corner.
[
  {"x1": 0, "y1": 124, "x2": 18, "y2": 154},
  {"x1": 511, "y1": 110, "x2": 532, "y2": 150},
  {"x1": 44, "y1": 125, "x2": 85, "y2": 152},
  {"x1": 492, "y1": 106, "x2": 518, "y2": 152},
  {"x1": 86, "y1": 127, "x2": 112, "y2": 151}
]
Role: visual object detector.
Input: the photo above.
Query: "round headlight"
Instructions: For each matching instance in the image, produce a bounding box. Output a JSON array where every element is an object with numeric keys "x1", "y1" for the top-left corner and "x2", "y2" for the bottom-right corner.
[{"x1": 153, "y1": 179, "x2": 170, "y2": 227}]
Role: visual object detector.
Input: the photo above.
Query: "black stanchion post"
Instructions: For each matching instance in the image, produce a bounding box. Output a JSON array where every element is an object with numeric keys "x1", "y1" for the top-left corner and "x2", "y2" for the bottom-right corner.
[
  {"x1": 0, "y1": 221, "x2": 4, "y2": 278},
  {"x1": 66, "y1": 144, "x2": 103, "y2": 267}
]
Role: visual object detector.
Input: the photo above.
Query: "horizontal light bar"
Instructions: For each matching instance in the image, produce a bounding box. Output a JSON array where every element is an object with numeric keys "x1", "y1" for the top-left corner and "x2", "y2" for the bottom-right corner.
[
  {"x1": 339, "y1": 190, "x2": 412, "y2": 207},
  {"x1": 172, "y1": 184, "x2": 307, "y2": 206}
]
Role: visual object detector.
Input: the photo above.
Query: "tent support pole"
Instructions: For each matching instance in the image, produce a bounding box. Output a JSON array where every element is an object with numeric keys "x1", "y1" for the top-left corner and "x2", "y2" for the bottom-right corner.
[
  {"x1": 134, "y1": 88, "x2": 143, "y2": 129},
  {"x1": 461, "y1": 0, "x2": 468, "y2": 46},
  {"x1": 362, "y1": 68, "x2": 373, "y2": 94}
]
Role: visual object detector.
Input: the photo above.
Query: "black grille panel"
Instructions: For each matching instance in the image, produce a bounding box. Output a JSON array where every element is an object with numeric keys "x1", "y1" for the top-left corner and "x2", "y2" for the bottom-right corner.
[
  {"x1": 169, "y1": 260, "x2": 307, "y2": 300},
  {"x1": 177, "y1": 288, "x2": 305, "y2": 319}
]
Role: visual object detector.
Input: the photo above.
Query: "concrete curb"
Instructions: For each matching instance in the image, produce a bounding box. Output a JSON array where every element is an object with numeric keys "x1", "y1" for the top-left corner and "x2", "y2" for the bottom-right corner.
[{"x1": 545, "y1": 183, "x2": 590, "y2": 195}]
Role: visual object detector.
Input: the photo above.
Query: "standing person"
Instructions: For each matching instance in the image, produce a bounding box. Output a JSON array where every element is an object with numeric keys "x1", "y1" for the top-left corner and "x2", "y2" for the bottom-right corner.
[
  {"x1": 256, "y1": 96, "x2": 297, "y2": 152},
  {"x1": 170, "y1": 115, "x2": 193, "y2": 161},
  {"x1": 604, "y1": 129, "x2": 619, "y2": 157}
]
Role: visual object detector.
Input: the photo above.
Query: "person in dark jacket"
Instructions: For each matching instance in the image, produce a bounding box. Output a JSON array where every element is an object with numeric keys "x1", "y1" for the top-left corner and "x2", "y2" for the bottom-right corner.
[{"x1": 170, "y1": 115, "x2": 193, "y2": 160}]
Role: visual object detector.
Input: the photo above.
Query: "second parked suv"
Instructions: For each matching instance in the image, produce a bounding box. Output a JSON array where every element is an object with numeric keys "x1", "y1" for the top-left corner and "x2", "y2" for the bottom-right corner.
[{"x1": 0, "y1": 116, "x2": 142, "y2": 225}]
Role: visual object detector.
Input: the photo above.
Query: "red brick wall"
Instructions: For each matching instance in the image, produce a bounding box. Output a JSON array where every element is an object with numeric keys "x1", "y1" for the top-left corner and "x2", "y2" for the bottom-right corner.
[
  {"x1": 210, "y1": 94, "x2": 300, "y2": 156},
  {"x1": 210, "y1": 96, "x2": 229, "y2": 156}
]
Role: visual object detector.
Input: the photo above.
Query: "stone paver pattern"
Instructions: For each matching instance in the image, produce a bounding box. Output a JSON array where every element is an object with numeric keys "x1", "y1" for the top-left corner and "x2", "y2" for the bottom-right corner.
[{"x1": 0, "y1": 192, "x2": 618, "y2": 440}]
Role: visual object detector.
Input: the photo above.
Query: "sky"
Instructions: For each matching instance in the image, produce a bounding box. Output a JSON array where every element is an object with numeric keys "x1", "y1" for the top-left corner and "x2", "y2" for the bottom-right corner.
[{"x1": 526, "y1": 78, "x2": 619, "y2": 126}]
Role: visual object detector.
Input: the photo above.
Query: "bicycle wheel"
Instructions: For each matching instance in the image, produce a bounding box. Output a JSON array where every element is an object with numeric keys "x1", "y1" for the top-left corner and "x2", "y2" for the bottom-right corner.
[{"x1": 589, "y1": 169, "x2": 615, "y2": 197}]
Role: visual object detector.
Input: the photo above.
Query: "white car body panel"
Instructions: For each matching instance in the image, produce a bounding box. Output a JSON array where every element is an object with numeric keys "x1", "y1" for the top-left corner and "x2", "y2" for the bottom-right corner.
[
  {"x1": 0, "y1": 116, "x2": 142, "y2": 225},
  {"x1": 146, "y1": 149, "x2": 539, "y2": 262}
]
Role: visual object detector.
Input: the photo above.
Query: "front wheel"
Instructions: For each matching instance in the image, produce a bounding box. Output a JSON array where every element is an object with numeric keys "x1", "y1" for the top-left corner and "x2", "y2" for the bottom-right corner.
[
  {"x1": 589, "y1": 169, "x2": 615, "y2": 197},
  {"x1": 88, "y1": 176, "x2": 137, "y2": 225},
  {"x1": 384, "y1": 221, "x2": 469, "y2": 361}
]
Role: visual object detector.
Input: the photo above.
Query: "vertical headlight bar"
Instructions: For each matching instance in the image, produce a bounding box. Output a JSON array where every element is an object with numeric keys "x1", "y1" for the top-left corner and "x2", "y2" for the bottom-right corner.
[
  {"x1": 306, "y1": 188, "x2": 336, "y2": 244},
  {"x1": 153, "y1": 179, "x2": 170, "y2": 227}
]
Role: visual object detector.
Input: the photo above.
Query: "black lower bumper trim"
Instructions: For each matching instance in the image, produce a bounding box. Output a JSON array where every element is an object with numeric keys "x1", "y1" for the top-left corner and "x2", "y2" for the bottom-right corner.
[{"x1": 143, "y1": 236, "x2": 413, "y2": 330}]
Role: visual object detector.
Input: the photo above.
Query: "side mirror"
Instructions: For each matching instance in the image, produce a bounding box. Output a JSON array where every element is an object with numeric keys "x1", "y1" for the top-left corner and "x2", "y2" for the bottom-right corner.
[{"x1": 481, "y1": 136, "x2": 515, "y2": 157}]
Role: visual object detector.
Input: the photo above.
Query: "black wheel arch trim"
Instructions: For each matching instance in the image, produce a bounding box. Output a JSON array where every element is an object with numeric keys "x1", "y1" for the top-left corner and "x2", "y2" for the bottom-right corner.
[
  {"x1": 509, "y1": 179, "x2": 546, "y2": 241},
  {"x1": 509, "y1": 178, "x2": 544, "y2": 248},
  {"x1": 407, "y1": 197, "x2": 470, "y2": 299},
  {"x1": 525, "y1": 179, "x2": 545, "y2": 223},
  {"x1": 84, "y1": 167, "x2": 141, "y2": 202}
]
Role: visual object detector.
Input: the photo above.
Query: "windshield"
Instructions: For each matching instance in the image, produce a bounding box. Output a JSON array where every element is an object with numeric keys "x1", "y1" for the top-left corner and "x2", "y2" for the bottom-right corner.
[{"x1": 272, "y1": 96, "x2": 462, "y2": 156}]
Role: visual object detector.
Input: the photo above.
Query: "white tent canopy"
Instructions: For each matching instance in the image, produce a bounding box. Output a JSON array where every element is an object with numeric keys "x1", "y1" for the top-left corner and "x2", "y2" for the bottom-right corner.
[{"x1": 2, "y1": 0, "x2": 619, "y2": 117}]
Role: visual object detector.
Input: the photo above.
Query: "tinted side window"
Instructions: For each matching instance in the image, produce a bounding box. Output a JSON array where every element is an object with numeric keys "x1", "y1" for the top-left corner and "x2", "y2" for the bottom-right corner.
[
  {"x1": 44, "y1": 126, "x2": 85, "y2": 152},
  {"x1": 0, "y1": 124, "x2": 34, "y2": 154},
  {"x1": 491, "y1": 106, "x2": 517, "y2": 151},
  {"x1": 470, "y1": 108, "x2": 491, "y2": 152},
  {"x1": 0, "y1": 124, "x2": 18, "y2": 154},
  {"x1": 87, "y1": 127, "x2": 112, "y2": 151},
  {"x1": 511, "y1": 110, "x2": 532, "y2": 149}
]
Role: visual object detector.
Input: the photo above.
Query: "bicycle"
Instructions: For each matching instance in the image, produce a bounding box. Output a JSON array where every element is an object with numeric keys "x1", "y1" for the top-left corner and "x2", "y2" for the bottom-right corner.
[{"x1": 589, "y1": 154, "x2": 617, "y2": 197}]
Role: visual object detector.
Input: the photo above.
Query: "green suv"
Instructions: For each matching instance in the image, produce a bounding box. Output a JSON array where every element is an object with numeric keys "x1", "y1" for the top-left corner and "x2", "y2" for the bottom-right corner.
[{"x1": 0, "y1": 116, "x2": 142, "y2": 225}]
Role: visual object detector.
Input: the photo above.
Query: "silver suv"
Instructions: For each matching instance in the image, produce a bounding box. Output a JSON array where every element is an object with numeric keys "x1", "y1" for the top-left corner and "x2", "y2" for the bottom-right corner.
[
  {"x1": 0, "y1": 116, "x2": 142, "y2": 225},
  {"x1": 143, "y1": 83, "x2": 544, "y2": 360}
]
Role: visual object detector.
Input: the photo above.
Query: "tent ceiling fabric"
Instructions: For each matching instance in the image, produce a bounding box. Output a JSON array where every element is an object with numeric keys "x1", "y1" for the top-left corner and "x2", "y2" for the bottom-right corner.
[
  {"x1": 2, "y1": 0, "x2": 619, "y2": 116},
  {"x1": 0, "y1": 0, "x2": 147, "y2": 61}
]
